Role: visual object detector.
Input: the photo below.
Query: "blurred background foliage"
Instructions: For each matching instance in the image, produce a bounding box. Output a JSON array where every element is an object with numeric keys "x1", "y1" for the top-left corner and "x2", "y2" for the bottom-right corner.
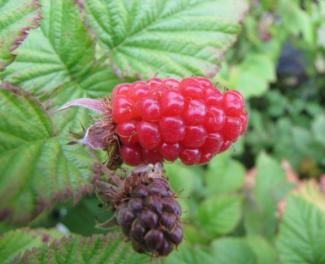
[{"x1": 1, "y1": 0, "x2": 325, "y2": 263}]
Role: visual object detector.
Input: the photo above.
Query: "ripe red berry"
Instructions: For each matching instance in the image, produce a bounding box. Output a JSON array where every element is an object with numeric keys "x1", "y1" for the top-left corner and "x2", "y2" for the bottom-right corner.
[{"x1": 111, "y1": 77, "x2": 247, "y2": 166}]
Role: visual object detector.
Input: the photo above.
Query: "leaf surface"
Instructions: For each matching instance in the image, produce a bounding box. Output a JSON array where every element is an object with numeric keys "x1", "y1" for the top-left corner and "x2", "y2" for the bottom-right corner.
[
  {"x1": 0, "y1": 88, "x2": 97, "y2": 223},
  {"x1": 82, "y1": 0, "x2": 248, "y2": 78},
  {"x1": 0, "y1": 0, "x2": 41, "y2": 69}
]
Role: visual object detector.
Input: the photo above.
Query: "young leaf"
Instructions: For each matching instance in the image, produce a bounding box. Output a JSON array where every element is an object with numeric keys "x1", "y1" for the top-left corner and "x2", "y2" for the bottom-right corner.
[
  {"x1": 21, "y1": 233, "x2": 148, "y2": 264},
  {"x1": 81, "y1": 0, "x2": 249, "y2": 79},
  {"x1": 197, "y1": 194, "x2": 242, "y2": 237},
  {"x1": 1, "y1": 0, "x2": 120, "y2": 132},
  {"x1": 246, "y1": 236, "x2": 278, "y2": 264},
  {"x1": 244, "y1": 152, "x2": 292, "y2": 238},
  {"x1": 312, "y1": 114, "x2": 325, "y2": 145},
  {"x1": 0, "y1": 0, "x2": 41, "y2": 70},
  {"x1": 205, "y1": 153, "x2": 245, "y2": 195},
  {"x1": 0, "y1": 88, "x2": 98, "y2": 223},
  {"x1": 276, "y1": 195, "x2": 325, "y2": 264},
  {"x1": 0, "y1": 228, "x2": 63, "y2": 264}
]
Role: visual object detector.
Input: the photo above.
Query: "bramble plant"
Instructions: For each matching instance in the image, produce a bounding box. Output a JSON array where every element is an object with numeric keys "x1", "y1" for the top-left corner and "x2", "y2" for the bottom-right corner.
[{"x1": 1, "y1": 0, "x2": 325, "y2": 263}]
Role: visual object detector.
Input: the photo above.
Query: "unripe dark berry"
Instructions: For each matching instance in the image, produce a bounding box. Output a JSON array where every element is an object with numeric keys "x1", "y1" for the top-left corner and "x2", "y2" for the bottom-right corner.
[{"x1": 96, "y1": 164, "x2": 183, "y2": 257}]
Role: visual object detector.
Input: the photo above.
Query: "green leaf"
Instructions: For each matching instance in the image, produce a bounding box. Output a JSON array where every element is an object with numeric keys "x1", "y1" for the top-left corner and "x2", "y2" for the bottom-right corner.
[
  {"x1": 245, "y1": 152, "x2": 292, "y2": 238},
  {"x1": 197, "y1": 194, "x2": 242, "y2": 237},
  {"x1": 1, "y1": 0, "x2": 120, "y2": 132},
  {"x1": 276, "y1": 195, "x2": 325, "y2": 264},
  {"x1": 312, "y1": 114, "x2": 325, "y2": 145},
  {"x1": 21, "y1": 233, "x2": 148, "y2": 264},
  {"x1": 164, "y1": 243, "x2": 214, "y2": 264},
  {"x1": 183, "y1": 225, "x2": 210, "y2": 244},
  {"x1": 246, "y1": 236, "x2": 278, "y2": 264},
  {"x1": 0, "y1": 88, "x2": 97, "y2": 223},
  {"x1": 0, "y1": 228, "x2": 63, "y2": 264},
  {"x1": 205, "y1": 153, "x2": 245, "y2": 195},
  {"x1": 164, "y1": 162, "x2": 196, "y2": 197},
  {"x1": 255, "y1": 153, "x2": 288, "y2": 204},
  {"x1": 61, "y1": 196, "x2": 113, "y2": 236},
  {"x1": 0, "y1": 0, "x2": 41, "y2": 69},
  {"x1": 237, "y1": 54, "x2": 276, "y2": 98},
  {"x1": 81, "y1": 0, "x2": 248, "y2": 79},
  {"x1": 211, "y1": 238, "x2": 256, "y2": 264}
]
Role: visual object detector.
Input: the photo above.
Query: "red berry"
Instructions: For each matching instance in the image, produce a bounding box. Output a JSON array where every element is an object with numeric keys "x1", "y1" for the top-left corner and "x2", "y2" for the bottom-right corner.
[
  {"x1": 129, "y1": 81, "x2": 149, "y2": 101},
  {"x1": 159, "y1": 143, "x2": 180, "y2": 161},
  {"x1": 205, "y1": 88, "x2": 223, "y2": 106},
  {"x1": 160, "y1": 91, "x2": 185, "y2": 116},
  {"x1": 112, "y1": 83, "x2": 131, "y2": 97},
  {"x1": 195, "y1": 77, "x2": 214, "y2": 89},
  {"x1": 180, "y1": 77, "x2": 205, "y2": 99},
  {"x1": 138, "y1": 98, "x2": 161, "y2": 121},
  {"x1": 137, "y1": 121, "x2": 161, "y2": 150},
  {"x1": 179, "y1": 148, "x2": 201, "y2": 165},
  {"x1": 159, "y1": 117, "x2": 185, "y2": 143},
  {"x1": 116, "y1": 121, "x2": 138, "y2": 145},
  {"x1": 142, "y1": 149, "x2": 163, "y2": 163},
  {"x1": 183, "y1": 99, "x2": 206, "y2": 125},
  {"x1": 110, "y1": 77, "x2": 247, "y2": 166},
  {"x1": 163, "y1": 78, "x2": 179, "y2": 90},
  {"x1": 182, "y1": 126, "x2": 207, "y2": 148},
  {"x1": 201, "y1": 133, "x2": 223, "y2": 154},
  {"x1": 221, "y1": 117, "x2": 242, "y2": 141},
  {"x1": 112, "y1": 96, "x2": 134, "y2": 122},
  {"x1": 120, "y1": 145, "x2": 143, "y2": 165},
  {"x1": 239, "y1": 112, "x2": 248, "y2": 134},
  {"x1": 223, "y1": 90, "x2": 244, "y2": 116},
  {"x1": 205, "y1": 106, "x2": 225, "y2": 132}
]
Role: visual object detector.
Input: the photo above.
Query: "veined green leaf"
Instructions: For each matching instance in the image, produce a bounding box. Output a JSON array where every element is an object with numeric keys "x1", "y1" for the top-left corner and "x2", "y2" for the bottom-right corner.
[
  {"x1": 81, "y1": 0, "x2": 248, "y2": 79},
  {"x1": 197, "y1": 194, "x2": 242, "y2": 237},
  {"x1": 0, "y1": 0, "x2": 41, "y2": 70},
  {"x1": 276, "y1": 195, "x2": 325, "y2": 264},
  {"x1": 206, "y1": 153, "x2": 245, "y2": 195},
  {"x1": 0, "y1": 228, "x2": 63, "y2": 264},
  {"x1": 21, "y1": 233, "x2": 148, "y2": 264},
  {"x1": 245, "y1": 152, "x2": 292, "y2": 238},
  {"x1": 164, "y1": 243, "x2": 214, "y2": 264},
  {"x1": 0, "y1": 88, "x2": 97, "y2": 223},
  {"x1": 2, "y1": 0, "x2": 120, "y2": 132},
  {"x1": 211, "y1": 238, "x2": 256, "y2": 264}
]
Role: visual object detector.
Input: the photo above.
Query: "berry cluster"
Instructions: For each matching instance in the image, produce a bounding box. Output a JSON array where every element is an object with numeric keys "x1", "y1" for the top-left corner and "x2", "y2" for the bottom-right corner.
[
  {"x1": 96, "y1": 166, "x2": 182, "y2": 256},
  {"x1": 112, "y1": 77, "x2": 247, "y2": 166}
]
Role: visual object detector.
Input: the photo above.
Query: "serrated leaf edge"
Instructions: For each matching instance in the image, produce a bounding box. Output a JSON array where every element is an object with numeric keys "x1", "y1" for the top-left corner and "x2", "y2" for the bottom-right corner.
[{"x1": 0, "y1": 0, "x2": 42, "y2": 71}]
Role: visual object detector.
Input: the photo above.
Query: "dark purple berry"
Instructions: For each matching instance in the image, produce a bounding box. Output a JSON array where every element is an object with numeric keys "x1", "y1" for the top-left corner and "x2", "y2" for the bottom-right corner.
[
  {"x1": 96, "y1": 165, "x2": 183, "y2": 257},
  {"x1": 128, "y1": 198, "x2": 143, "y2": 212},
  {"x1": 160, "y1": 213, "x2": 177, "y2": 229},
  {"x1": 165, "y1": 225, "x2": 183, "y2": 245},
  {"x1": 157, "y1": 240, "x2": 173, "y2": 256},
  {"x1": 163, "y1": 198, "x2": 182, "y2": 215},
  {"x1": 139, "y1": 210, "x2": 158, "y2": 229},
  {"x1": 146, "y1": 195, "x2": 163, "y2": 214},
  {"x1": 145, "y1": 230, "x2": 164, "y2": 251}
]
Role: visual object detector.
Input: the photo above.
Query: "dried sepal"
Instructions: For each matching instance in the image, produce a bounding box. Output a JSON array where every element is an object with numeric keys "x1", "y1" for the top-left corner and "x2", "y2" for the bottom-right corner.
[{"x1": 57, "y1": 98, "x2": 107, "y2": 114}]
